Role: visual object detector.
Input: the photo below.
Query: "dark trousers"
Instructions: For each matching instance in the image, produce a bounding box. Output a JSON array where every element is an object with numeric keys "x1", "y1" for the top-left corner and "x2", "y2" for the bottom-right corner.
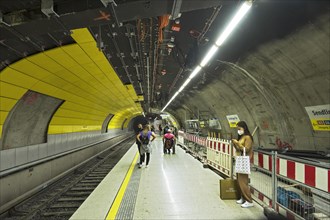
[
  {"x1": 140, "y1": 153, "x2": 150, "y2": 165},
  {"x1": 137, "y1": 141, "x2": 141, "y2": 154}
]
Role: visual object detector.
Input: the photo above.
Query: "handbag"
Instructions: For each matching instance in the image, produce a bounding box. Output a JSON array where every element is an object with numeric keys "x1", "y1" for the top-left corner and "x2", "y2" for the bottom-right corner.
[
  {"x1": 235, "y1": 147, "x2": 251, "y2": 174},
  {"x1": 220, "y1": 179, "x2": 240, "y2": 200}
]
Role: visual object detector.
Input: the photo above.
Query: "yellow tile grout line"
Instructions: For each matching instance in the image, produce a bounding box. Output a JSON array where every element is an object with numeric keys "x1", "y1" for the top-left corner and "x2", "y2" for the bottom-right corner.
[{"x1": 105, "y1": 151, "x2": 139, "y2": 220}]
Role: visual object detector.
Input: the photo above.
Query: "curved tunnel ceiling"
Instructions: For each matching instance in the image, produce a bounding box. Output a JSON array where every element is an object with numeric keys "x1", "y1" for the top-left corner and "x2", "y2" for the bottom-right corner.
[
  {"x1": 168, "y1": 14, "x2": 329, "y2": 151},
  {"x1": 0, "y1": 28, "x2": 143, "y2": 137},
  {"x1": 0, "y1": 0, "x2": 229, "y2": 112},
  {"x1": 0, "y1": 0, "x2": 329, "y2": 152}
]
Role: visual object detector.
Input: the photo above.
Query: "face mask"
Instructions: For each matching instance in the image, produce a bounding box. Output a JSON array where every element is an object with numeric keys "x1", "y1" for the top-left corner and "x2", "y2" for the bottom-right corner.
[{"x1": 238, "y1": 130, "x2": 244, "y2": 135}]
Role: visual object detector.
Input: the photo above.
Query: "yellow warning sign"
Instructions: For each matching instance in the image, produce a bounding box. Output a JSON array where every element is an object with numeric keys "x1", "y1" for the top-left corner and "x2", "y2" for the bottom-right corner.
[
  {"x1": 226, "y1": 114, "x2": 240, "y2": 128},
  {"x1": 305, "y1": 104, "x2": 330, "y2": 131}
]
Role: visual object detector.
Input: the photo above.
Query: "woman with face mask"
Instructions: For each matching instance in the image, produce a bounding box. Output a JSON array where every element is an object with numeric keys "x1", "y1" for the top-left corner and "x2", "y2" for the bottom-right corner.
[{"x1": 231, "y1": 121, "x2": 254, "y2": 208}]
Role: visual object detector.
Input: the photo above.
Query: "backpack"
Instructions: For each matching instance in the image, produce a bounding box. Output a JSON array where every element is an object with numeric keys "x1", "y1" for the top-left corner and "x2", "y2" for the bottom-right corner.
[{"x1": 140, "y1": 131, "x2": 151, "y2": 145}]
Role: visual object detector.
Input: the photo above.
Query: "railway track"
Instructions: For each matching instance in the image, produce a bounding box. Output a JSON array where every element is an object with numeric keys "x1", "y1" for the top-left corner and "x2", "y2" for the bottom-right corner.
[{"x1": 2, "y1": 137, "x2": 135, "y2": 220}]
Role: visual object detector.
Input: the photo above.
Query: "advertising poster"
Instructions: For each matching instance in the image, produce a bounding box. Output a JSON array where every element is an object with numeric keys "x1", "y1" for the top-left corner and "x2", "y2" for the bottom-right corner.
[
  {"x1": 226, "y1": 114, "x2": 240, "y2": 128},
  {"x1": 305, "y1": 104, "x2": 330, "y2": 131}
]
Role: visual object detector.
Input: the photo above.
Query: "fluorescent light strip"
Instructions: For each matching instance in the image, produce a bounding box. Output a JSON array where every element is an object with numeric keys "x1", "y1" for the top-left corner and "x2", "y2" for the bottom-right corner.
[
  {"x1": 200, "y1": 45, "x2": 218, "y2": 67},
  {"x1": 161, "y1": 1, "x2": 252, "y2": 112},
  {"x1": 161, "y1": 102, "x2": 170, "y2": 112},
  {"x1": 178, "y1": 86, "x2": 184, "y2": 93},
  {"x1": 178, "y1": 78, "x2": 192, "y2": 92},
  {"x1": 188, "y1": 65, "x2": 202, "y2": 79},
  {"x1": 161, "y1": 65, "x2": 199, "y2": 112},
  {"x1": 216, "y1": 1, "x2": 252, "y2": 46}
]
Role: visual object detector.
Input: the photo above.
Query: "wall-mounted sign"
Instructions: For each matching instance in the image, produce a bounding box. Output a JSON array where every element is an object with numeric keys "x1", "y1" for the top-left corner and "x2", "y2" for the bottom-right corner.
[
  {"x1": 226, "y1": 114, "x2": 240, "y2": 128},
  {"x1": 209, "y1": 118, "x2": 221, "y2": 129},
  {"x1": 305, "y1": 104, "x2": 330, "y2": 131}
]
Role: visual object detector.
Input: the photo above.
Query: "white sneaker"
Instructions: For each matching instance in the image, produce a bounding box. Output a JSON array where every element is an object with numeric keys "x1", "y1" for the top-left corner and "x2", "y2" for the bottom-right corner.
[
  {"x1": 241, "y1": 201, "x2": 254, "y2": 208},
  {"x1": 236, "y1": 198, "x2": 244, "y2": 204},
  {"x1": 145, "y1": 165, "x2": 149, "y2": 168},
  {"x1": 138, "y1": 164, "x2": 143, "y2": 168}
]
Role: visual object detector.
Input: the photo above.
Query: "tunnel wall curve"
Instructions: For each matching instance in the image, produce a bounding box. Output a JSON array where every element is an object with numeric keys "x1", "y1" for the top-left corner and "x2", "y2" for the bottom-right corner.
[{"x1": 170, "y1": 14, "x2": 330, "y2": 152}]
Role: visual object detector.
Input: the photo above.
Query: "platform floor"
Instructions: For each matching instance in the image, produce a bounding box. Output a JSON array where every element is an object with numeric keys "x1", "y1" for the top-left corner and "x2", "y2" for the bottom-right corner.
[{"x1": 71, "y1": 137, "x2": 267, "y2": 220}]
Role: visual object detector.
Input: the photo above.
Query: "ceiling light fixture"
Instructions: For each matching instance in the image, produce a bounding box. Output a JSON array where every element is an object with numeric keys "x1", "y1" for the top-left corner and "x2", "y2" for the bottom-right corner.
[
  {"x1": 200, "y1": 45, "x2": 218, "y2": 67},
  {"x1": 178, "y1": 78, "x2": 192, "y2": 92},
  {"x1": 216, "y1": 1, "x2": 252, "y2": 47},
  {"x1": 188, "y1": 65, "x2": 202, "y2": 79},
  {"x1": 161, "y1": 1, "x2": 252, "y2": 112}
]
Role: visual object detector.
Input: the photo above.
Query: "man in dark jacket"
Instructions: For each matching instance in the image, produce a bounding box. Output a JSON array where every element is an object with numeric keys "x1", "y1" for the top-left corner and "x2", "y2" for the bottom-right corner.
[{"x1": 163, "y1": 124, "x2": 169, "y2": 134}]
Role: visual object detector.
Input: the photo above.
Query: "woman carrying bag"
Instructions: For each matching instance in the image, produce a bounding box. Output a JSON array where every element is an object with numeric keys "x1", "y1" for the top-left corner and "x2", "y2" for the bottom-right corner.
[
  {"x1": 137, "y1": 125, "x2": 156, "y2": 168},
  {"x1": 232, "y1": 121, "x2": 254, "y2": 208}
]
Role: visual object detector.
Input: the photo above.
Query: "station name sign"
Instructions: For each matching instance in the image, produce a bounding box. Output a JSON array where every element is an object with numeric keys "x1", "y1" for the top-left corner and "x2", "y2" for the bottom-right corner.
[{"x1": 305, "y1": 104, "x2": 330, "y2": 131}]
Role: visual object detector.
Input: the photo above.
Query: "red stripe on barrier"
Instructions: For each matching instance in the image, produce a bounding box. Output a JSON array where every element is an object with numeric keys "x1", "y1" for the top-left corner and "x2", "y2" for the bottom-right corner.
[
  {"x1": 213, "y1": 141, "x2": 216, "y2": 150},
  {"x1": 276, "y1": 158, "x2": 280, "y2": 174},
  {"x1": 269, "y1": 155, "x2": 272, "y2": 172},
  {"x1": 258, "y1": 153, "x2": 263, "y2": 167},
  {"x1": 222, "y1": 143, "x2": 225, "y2": 153},
  {"x1": 258, "y1": 192, "x2": 264, "y2": 201},
  {"x1": 287, "y1": 160, "x2": 295, "y2": 179},
  {"x1": 328, "y1": 169, "x2": 330, "y2": 192},
  {"x1": 305, "y1": 165, "x2": 316, "y2": 187},
  {"x1": 218, "y1": 142, "x2": 221, "y2": 151}
]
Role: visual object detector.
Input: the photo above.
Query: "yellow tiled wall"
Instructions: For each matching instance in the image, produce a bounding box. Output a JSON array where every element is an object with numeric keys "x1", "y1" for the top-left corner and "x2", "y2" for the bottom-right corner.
[{"x1": 0, "y1": 28, "x2": 143, "y2": 137}]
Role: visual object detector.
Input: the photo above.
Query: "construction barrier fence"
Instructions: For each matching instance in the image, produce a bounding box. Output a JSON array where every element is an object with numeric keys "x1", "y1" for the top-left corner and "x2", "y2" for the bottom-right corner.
[{"x1": 177, "y1": 130, "x2": 330, "y2": 220}]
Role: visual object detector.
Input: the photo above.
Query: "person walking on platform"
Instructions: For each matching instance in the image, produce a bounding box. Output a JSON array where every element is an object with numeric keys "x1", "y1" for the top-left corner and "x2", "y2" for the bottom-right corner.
[
  {"x1": 231, "y1": 121, "x2": 254, "y2": 208},
  {"x1": 136, "y1": 124, "x2": 143, "y2": 155},
  {"x1": 158, "y1": 124, "x2": 162, "y2": 136},
  {"x1": 137, "y1": 125, "x2": 156, "y2": 168},
  {"x1": 163, "y1": 124, "x2": 169, "y2": 134},
  {"x1": 163, "y1": 129, "x2": 176, "y2": 154}
]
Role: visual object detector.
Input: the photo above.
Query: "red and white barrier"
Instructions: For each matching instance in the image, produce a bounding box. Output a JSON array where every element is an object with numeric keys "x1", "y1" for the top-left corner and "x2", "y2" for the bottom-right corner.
[
  {"x1": 254, "y1": 152, "x2": 330, "y2": 193},
  {"x1": 177, "y1": 131, "x2": 233, "y2": 178},
  {"x1": 178, "y1": 131, "x2": 185, "y2": 144},
  {"x1": 278, "y1": 158, "x2": 330, "y2": 193},
  {"x1": 206, "y1": 137, "x2": 233, "y2": 177},
  {"x1": 251, "y1": 187, "x2": 272, "y2": 208},
  {"x1": 251, "y1": 187, "x2": 301, "y2": 220},
  {"x1": 180, "y1": 131, "x2": 329, "y2": 219},
  {"x1": 277, "y1": 204, "x2": 300, "y2": 220}
]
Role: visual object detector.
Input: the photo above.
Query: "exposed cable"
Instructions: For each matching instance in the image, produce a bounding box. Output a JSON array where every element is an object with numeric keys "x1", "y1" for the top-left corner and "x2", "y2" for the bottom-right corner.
[{"x1": 197, "y1": 6, "x2": 222, "y2": 43}]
